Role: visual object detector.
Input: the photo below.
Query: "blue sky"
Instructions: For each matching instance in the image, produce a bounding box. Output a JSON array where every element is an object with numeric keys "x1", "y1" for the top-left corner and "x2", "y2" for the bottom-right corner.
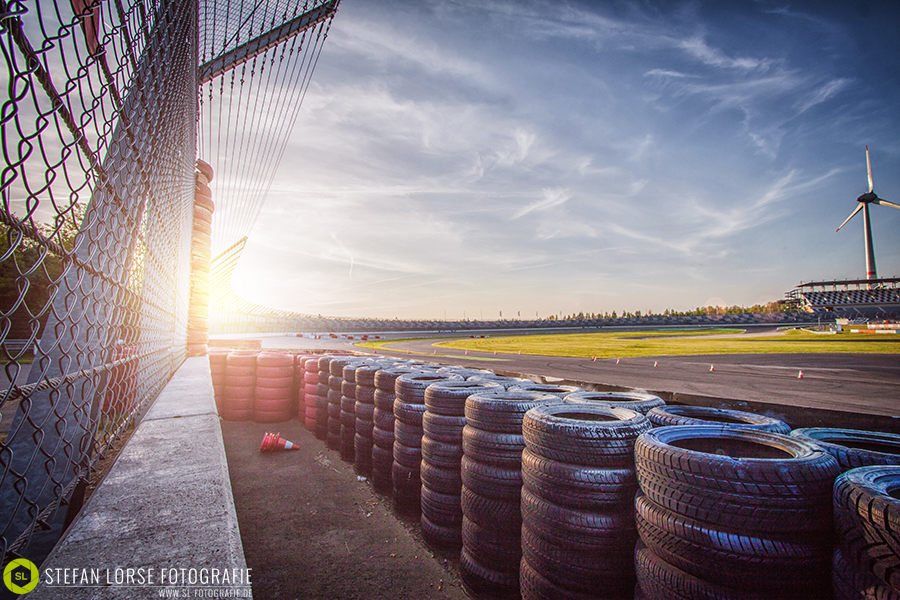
[{"x1": 229, "y1": 0, "x2": 900, "y2": 319}]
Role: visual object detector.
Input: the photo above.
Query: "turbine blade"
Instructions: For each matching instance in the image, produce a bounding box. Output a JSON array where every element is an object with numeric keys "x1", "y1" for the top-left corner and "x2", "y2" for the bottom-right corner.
[
  {"x1": 874, "y1": 198, "x2": 900, "y2": 210},
  {"x1": 866, "y1": 145, "x2": 873, "y2": 193},
  {"x1": 836, "y1": 203, "x2": 863, "y2": 232}
]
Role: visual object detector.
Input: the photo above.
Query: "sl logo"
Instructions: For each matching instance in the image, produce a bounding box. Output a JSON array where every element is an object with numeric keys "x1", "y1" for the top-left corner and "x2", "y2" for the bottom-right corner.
[{"x1": 3, "y1": 558, "x2": 39, "y2": 595}]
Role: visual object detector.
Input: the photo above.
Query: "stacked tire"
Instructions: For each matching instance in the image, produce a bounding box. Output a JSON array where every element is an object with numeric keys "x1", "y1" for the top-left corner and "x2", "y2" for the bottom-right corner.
[
  {"x1": 340, "y1": 361, "x2": 368, "y2": 462},
  {"x1": 467, "y1": 373, "x2": 529, "y2": 389},
  {"x1": 392, "y1": 372, "x2": 462, "y2": 514},
  {"x1": 372, "y1": 367, "x2": 419, "y2": 493},
  {"x1": 314, "y1": 355, "x2": 335, "y2": 440},
  {"x1": 459, "y1": 390, "x2": 557, "y2": 600},
  {"x1": 253, "y1": 351, "x2": 294, "y2": 423},
  {"x1": 648, "y1": 404, "x2": 791, "y2": 433},
  {"x1": 221, "y1": 350, "x2": 258, "y2": 421},
  {"x1": 634, "y1": 425, "x2": 840, "y2": 599},
  {"x1": 419, "y1": 380, "x2": 501, "y2": 550},
  {"x1": 300, "y1": 356, "x2": 320, "y2": 432},
  {"x1": 208, "y1": 348, "x2": 228, "y2": 414},
  {"x1": 327, "y1": 357, "x2": 354, "y2": 450},
  {"x1": 565, "y1": 391, "x2": 665, "y2": 415},
  {"x1": 832, "y1": 466, "x2": 900, "y2": 600},
  {"x1": 354, "y1": 364, "x2": 384, "y2": 476},
  {"x1": 520, "y1": 403, "x2": 651, "y2": 600}
]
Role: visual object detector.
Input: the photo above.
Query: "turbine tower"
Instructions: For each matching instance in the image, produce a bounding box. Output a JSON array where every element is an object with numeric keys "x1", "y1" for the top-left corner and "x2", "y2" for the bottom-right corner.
[{"x1": 836, "y1": 146, "x2": 900, "y2": 281}]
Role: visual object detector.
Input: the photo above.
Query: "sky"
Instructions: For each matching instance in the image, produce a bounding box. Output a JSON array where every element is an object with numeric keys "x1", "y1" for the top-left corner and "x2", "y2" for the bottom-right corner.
[{"x1": 227, "y1": 0, "x2": 900, "y2": 320}]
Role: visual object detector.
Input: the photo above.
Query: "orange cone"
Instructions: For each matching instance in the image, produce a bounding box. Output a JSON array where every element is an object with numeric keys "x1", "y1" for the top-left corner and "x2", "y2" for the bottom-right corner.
[
  {"x1": 465, "y1": 350, "x2": 468, "y2": 355},
  {"x1": 709, "y1": 364, "x2": 715, "y2": 372},
  {"x1": 797, "y1": 370, "x2": 804, "y2": 379},
  {"x1": 260, "y1": 432, "x2": 300, "y2": 452}
]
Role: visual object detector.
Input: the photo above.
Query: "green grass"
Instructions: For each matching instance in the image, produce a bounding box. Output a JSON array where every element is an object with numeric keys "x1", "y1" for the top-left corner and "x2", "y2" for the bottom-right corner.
[{"x1": 431, "y1": 329, "x2": 900, "y2": 359}]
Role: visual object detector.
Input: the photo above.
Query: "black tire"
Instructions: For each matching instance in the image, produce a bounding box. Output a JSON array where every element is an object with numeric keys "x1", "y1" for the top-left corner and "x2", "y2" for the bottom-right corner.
[
  {"x1": 519, "y1": 559, "x2": 601, "y2": 600},
  {"x1": 373, "y1": 407, "x2": 394, "y2": 430},
  {"x1": 466, "y1": 374, "x2": 529, "y2": 389},
  {"x1": 393, "y1": 398, "x2": 426, "y2": 426},
  {"x1": 420, "y1": 486, "x2": 463, "y2": 527},
  {"x1": 462, "y1": 516, "x2": 521, "y2": 573},
  {"x1": 462, "y1": 425, "x2": 526, "y2": 468},
  {"x1": 833, "y1": 465, "x2": 900, "y2": 591},
  {"x1": 791, "y1": 428, "x2": 900, "y2": 471},
  {"x1": 355, "y1": 383, "x2": 376, "y2": 404},
  {"x1": 422, "y1": 412, "x2": 467, "y2": 443},
  {"x1": 355, "y1": 365, "x2": 380, "y2": 387},
  {"x1": 635, "y1": 425, "x2": 840, "y2": 534},
  {"x1": 521, "y1": 488, "x2": 637, "y2": 552},
  {"x1": 647, "y1": 405, "x2": 791, "y2": 434},
  {"x1": 396, "y1": 372, "x2": 461, "y2": 402},
  {"x1": 635, "y1": 493, "x2": 832, "y2": 596},
  {"x1": 394, "y1": 420, "x2": 424, "y2": 448},
  {"x1": 391, "y1": 461, "x2": 421, "y2": 493},
  {"x1": 460, "y1": 455, "x2": 522, "y2": 501},
  {"x1": 521, "y1": 447, "x2": 637, "y2": 510},
  {"x1": 832, "y1": 546, "x2": 900, "y2": 600},
  {"x1": 461, "y1": 487, "x2": 521, "y2": 534},
  {"x1": 355, "y1": 401, "x2": 374, "y2": 421},
  {"x1": 424, "y1": 380, "x2": 502, "y2": 416},
  {"x1": 523, "y1": 403, "x2": 651, "y2": 467},
  {"x1": 421, "y1": 436, "x2": 464, "y2": 469},
  {"x1": 392, "y1": 441, "x2": 422, "y2": 469},
  {"x1": 521, "y1": 524, "x2": 635, "y2": 595},
  {"x1": 464, "y1": 390, "x2": 559, "y2": 433},
  {"x1": 374, "y1": 389, "x2": 395, "y2": 411},
  {"x1": 374, "y1": 367, "x2": 419, "y2": 392},
  {"x1": 634, "y1": 544, "x2": 774, "y2": 600},
  {"x1": 420, "y1": 462, "x2": 462, "y2": 495},
  {"x1": 355, "y1": 416, "x2": 374, "y2": 437},
  {"x1": 460, "y1": 548, "x2": 520, "y2": 600},
  {"x1": 421, "y1": 513, "x2": 462, "y2": 550},
  {"x1": 372, "y1": 425, "x2": 394, "y2": 450},
  {"x1": 565, "y1": 390, "x2": 665, "y2": 414}
]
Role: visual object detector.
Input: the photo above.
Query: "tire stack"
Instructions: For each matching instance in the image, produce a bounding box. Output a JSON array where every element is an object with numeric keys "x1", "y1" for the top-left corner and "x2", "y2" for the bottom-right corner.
[
  {"x1": 832, "y1": 466, "x2": 900, "y2": 600},
  {"x1": 327, "y1": 357, "x2": 357, "y2": 451},
  {"x1": 372, "y1": 366, "x2": 420, "y2": 493},
  {"x1": 208, "y1": 348, "x2": 228, "y2": 414},
  {"x1": 315, "y1": 355, "x2": 336, "y2": 441},
  {"x1": 519, "y1": 403, "x2": 652, "y2": 600},
  {"x1": 340, "y1": 360, "x2": 368, "y2": 462},
  {"x1": 221, "y1": 350, "x2": 258, "y2": 421},
  {"x1": 459, "y1": 390, "x2": 557, "y2": 600},
  {"x1": 648, "y1": 404, "x2": 791, "y2": 433},
  {"x1": 300, "y1": 356, "x2": 320, "y2": 432},
  {"x1": 392, "y1": 372, "x2": 462, "y2": 514},
  {"x1": 633, "y1": 425, "x2": 840, "y2": 600},
  {"x1": 293, "y1": 354, "x2": 315, "y2": 425},
  {"x1": 187, "y1": 159, "x2": 215, "y2": 357},
  {"x1": 565, "y1": 391, "x2": 665, "y2": 415},
  {"x1": 788, "y1": 429, "x2": 900, "y2": 599},
  {"x1": 419, "y1": 380, "x2": 501, "y2": 550},
  {"x1": 253, "y1": 351, "x2": 294, "y2": 423},
  {"x1": 353, "y1": 363, "x2": 384, "y2": 476}
]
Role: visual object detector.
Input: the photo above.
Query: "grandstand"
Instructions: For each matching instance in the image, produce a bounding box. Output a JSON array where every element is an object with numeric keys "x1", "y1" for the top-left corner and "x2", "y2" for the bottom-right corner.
[{"x1": 785, "y1": 277, "x2": 900, "y2": 319}]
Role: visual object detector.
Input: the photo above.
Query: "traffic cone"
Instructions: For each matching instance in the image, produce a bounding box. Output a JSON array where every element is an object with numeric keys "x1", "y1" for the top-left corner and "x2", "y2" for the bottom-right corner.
[
  {"x1": 797, "y1": 370, "x2": 804, "y2": 379},
  {"x1": 592, "y1": 356, "x2": 596, "y2": 361},
  {"x1": 616, "y1": 358, "x2": 620, "y2": 364},
  {"x1": 260, "y1": 432, "x2": 300, "y2": 452},
  {"x1": 654, "y1": 361, "x2": 658, "y2": 367},
  {"x1": 465, "y1": 350, "x2": 469, "y2": 355},
  {"x1": 709, "y1": 364, "x2": 715, "y2": 372}
]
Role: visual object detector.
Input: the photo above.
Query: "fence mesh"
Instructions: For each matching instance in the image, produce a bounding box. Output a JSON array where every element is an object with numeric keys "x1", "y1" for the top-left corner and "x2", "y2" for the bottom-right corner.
[{"x1": 1, "y1": 0, "x2": 198, "y2": 566}]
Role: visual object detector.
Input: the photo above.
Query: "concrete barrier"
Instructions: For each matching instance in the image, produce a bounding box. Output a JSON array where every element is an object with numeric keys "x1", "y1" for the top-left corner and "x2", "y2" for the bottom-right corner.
[{"x1": 28, "y1": 358, "x2": 251, "y2": 599}]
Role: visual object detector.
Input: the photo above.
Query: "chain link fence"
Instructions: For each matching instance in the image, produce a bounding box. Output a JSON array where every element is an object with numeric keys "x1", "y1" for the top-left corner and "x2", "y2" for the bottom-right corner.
[{"x1": 1, "y1": 0, "x2": 198, "y2": 567}]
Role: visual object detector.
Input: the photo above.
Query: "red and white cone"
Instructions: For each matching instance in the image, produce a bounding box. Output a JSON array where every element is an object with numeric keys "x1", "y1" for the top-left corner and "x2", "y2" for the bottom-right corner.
[
  {"x1": 616, "y1": 358, "x2": 620, "y2": 364},
  {"x1": 654, "y1": 361, "x2": 658, "y2": 367},
  {"x1": 797, "y1": 370, "x2": 804, "y2": 379},
  {"x1": 465, "y1": 350, "x2": 468, "y2": 355},
  {"x1": 260, "y1": 432, "x2": 300, "y2": 452},
  {"x1": 709, "y1": 364, "x2": 715, "y2": 372}
]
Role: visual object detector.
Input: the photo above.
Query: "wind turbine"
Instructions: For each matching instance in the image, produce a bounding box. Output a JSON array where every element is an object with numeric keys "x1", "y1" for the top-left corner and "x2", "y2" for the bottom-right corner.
[{"x1": 836, "y1": 146, "x2": 900, "y2": 281}]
